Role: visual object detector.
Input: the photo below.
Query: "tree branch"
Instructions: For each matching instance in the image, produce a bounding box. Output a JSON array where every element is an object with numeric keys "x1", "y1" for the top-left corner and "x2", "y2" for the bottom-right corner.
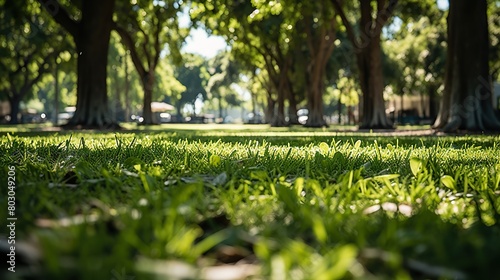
[
  {"x1": 38, "y1": 0, "x2": 79, "y2": 38},
  {"x1": 303, "y1": 15, "x2": 317, "y2": 59},
  {"x1": 135, "y1": 23, "x2": 152, "y2": 69},
  {"x1": 152, "y1": 17, "x2": 162, "y2": 70},
  {"x1": 112, "y1": 22, "x2": 147, "y2": 79},
  {"x1": 375, "y1": 0, "x2": 398, "y2": 32},
  {"x1": 25, "y1": 52, "x2": 57, "y2": 92},
  {"x1": 9, "y1": 48, "x2": 37, "y2": 78},
  {"x1": 263, "y1": 44, "x2": 280, "y2": 66},
  {"x1": 322, "y1": 18, "x2": 338, "y2": 70},
  {"x1": 330, "y1": 0, "x2": 359, "y2": 49},
  {"x1": 14, "y1": 50, "x2": 58, "y2": 100}
]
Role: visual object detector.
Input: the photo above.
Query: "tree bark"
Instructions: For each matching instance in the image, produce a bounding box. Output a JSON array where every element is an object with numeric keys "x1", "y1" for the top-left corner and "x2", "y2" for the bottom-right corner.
[
  {"x1": 8, "y1": 95, "x2": 21, "y2": 124},
  {"x1": 271, "y1": 62, "x2": 288, "y2": 127},
  {"x1": 265, "y1": 95, "x2": 275, "y2": 124},
  {"x1": 141, "y1": 71, "x2": 155, "y2": 124},
  {"x1": 332, "y1": 0, "x2": 396, "y2": 129},
  {"x1": 304, "y1": 17, "x2": 337, "y2": 128},
  {"x1": 305, "y1": 70, "x2": 328, "y2": 127},
  {"x1": 6, "y1": 49, "x2": 56, "y2": 124},
  {"x1": 287, "y1": 85, "x2": 299, "y2": 125},
  {"x1": 433, "y1": 0, "x2": 500, "y2": 132},
  {"x1": 113, "y1": 62, "x2": 121, "y2": 123},
  {"x1": 218, "y1": 95, "x2": 224, "y2": 120},
  {"x1": 428, "y1": 84, "x2": 438, "y2": 122},
  {"x1": 40, "y1": 0, "x2": 117, "y2": 128},
  {"x1": 357, "y1": 1, "x2": 393, "y2": 129},
  {"x1": 271, "y1": 92, "x2": 287, "y2": 126},
  {"x1": 113, "y1": 17, "x2": 162, "y2": 125},
  {"x1": 337, "y1": 98, "x2": 342, "y2": 124},
  {"x1": 124, "y1": 53, "x2": 131, "y2": 122}
]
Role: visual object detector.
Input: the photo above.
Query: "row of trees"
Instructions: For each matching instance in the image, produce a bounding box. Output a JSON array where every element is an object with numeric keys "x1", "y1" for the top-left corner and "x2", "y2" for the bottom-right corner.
[
  {"x1": 191, "y1": 0, "x2": 500, "y2": 130},
  {"x1": 1, "y1": 0, "x2": 499, "y2": 131},
  {"x1": 1, "y1": 0, "x2": 246, "y2": 126}
]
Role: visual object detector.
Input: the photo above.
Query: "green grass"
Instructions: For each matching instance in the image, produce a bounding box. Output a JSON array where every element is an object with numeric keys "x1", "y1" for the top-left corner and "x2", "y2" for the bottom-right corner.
[{"x1": 1, "y1": 125, "x2": 499, "y2": 279}]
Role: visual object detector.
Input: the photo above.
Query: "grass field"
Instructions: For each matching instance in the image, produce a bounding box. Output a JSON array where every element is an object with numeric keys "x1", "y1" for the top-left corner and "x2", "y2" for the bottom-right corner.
[{"x1": 1, "y1": 124, "x2": 499, "y2": 279}]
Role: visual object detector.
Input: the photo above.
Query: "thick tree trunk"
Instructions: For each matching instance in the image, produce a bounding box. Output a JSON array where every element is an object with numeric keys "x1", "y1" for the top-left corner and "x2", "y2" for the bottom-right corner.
[
  {"x1": 124, "y1": 53, "x2": 130, "y2": 122},
  {"x1": 332, "y1": 0, "x2": 396, "y2": 129},
  {"x1": 287, "y1": 87, "x2": 299, "y2": 125},
  {"x1": 113, "y1": 63, "x2": 121, "y2": 122},
  {"x1": 305, "y1": 73, "x2": 328, "y2": 127},
  {"x1": 271, "y1": 91, "x2": 287, "y2": 126},
  {"x1": 420, "y1": 91, "x2": 426, "y2": 118},
  {"x1": 141, "y1": 71, "x2": 155, "y2": 125},
  {"x1": 358, "y1": 30, "x2": 392, "y2": 129},
  {"x1": 271, "y1": 67, "x2": 288, "y2": 127},
  {"x1": 428, "y1": 84, "x2": 438, "y2": 122},
  {"x1": 285, "y1": 63, "x2": 299, "y2": 125},
  {"x1": 67, "y1": 0, "x2": 116, "y2": 128},
  {"x1": 434, "y1": 0, "x2": 500, "y2": 132},
  {"x1": 265, "y1": 95, "x2": 275, "y2": 124},
  {"x1": 304, "y1": 18, "x2": 336, "y2": 128},
  {"x1": 8, "y1": 95, "x2": 21, "y2": 124}
]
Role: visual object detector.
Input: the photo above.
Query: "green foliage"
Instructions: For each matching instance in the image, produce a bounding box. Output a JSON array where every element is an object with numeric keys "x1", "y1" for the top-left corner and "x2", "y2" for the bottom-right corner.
[
  {"x1": 488, "y1": 2, "x2": 500, "y2": 80},
  {"x1": 1, "y1": 127, "x2": 500, "y2": 278},
  {"x1": 0, "y1": 0, "x2": 72, "y2": 116},
  {"x1": 115, "y1": 0, "x2": 188, "y2": 66},
  {"x1": 174, "y1": 53, "x2": 209, "y2": 114},
  {"x1": 384, "y1": 14, "x2": 447, "y2": 99},
  {"x1": 205, "y1": 51, "x2": 243, "y2": 115}
]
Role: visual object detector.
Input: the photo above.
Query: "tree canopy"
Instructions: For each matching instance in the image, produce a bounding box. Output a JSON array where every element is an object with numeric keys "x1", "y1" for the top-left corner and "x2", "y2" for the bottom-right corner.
[{"x1": 3, "y1": 0, "x2": 500, "y2": 131}]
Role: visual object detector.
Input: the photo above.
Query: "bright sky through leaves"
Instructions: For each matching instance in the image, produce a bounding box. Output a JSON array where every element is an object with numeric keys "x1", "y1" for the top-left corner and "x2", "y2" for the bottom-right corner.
[
  {"x1": 437, "y1": 0, "x2": 449, "y2": 10},
  {"x1": 179, "y1": 8, "x2": 227, "y2": 58},
  {"x1": 179, "y1": 1, "x2": 449, "y2": 58}
]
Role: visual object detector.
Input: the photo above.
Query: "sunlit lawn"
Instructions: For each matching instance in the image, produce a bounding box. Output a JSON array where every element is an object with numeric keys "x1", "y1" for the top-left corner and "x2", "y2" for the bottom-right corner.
[{"x1": 1, "y1": 124, "x2": 499, "y2": 279}]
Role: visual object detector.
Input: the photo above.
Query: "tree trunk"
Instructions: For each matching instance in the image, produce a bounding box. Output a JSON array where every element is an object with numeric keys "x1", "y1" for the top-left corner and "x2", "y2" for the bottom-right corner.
[
  {"x1": 265, "y1": 95, "x2": 275, "y2": 124},
  {"x1": 358, "y1": 32, "x2": 392, "y2": 129},
  {"x1": 305, "y1": 72, "x2": 328, "y2": 127},
  {"x1": 175, "y1": 103, "x2": 183, "y2": 120},
  {"x1": 331, "y1": 0, "x2": 396, "y2": 129},
  {"x1": 304, "y1": 18, "x2": 336, "y2": 128},
  {"x1": 54, "y1": 57, "x2": 59, "y2": 125},
  {"x1": 287, "y1": 88, "x2": 299, "y2": 125},
  {"x1": 67, "y1": 0, "x2": 116, "y2": 128},
  {"x1": 8, "y1": 95, "x2": 21, "y2": 124},
  {"x1": 433, "y1": 0, "x2": 500, "y2": 132},
  {"x1": 420, "y1": 91, "x2": 426, "y2": 118},
  {"x1": 113, "y1": 63, "x2": 121, "y2": 123},
  {"x1": 141, "y1": 71, "x2": 155, "y2": 124},
  {"x1": 428, "y1": 84, "x2": 438, "y2": 122},
  {"x1": 271, "y1": 91, "x2": 287, "y2": 126},
  {"x1": 400, "y1": 93, "x2": 404, "y2": 120},
  {"x1": 251, "y1": 93, "x2": 257, "y2": 117},
  {"x1": 218, "y1": 96, "x2": 223, "y2": 120},
  {"x1": 285, "y1": 65, "x2": 299, "y2": 125},
  {"x1": 124, "y1": 53, "x2": 130, "y2": 122},
  {"x1": 338, "y1": 98, "x2": 342, "y2": 124},
  {"x1": 271, "y1": 68, "x2": 288, "y2": 127}
]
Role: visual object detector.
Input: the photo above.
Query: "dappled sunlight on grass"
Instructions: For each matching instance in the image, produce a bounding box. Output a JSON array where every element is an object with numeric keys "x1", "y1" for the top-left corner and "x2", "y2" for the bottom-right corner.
[{"x1": 1, "y1": 129, "x2": 499, "y2": 279}]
